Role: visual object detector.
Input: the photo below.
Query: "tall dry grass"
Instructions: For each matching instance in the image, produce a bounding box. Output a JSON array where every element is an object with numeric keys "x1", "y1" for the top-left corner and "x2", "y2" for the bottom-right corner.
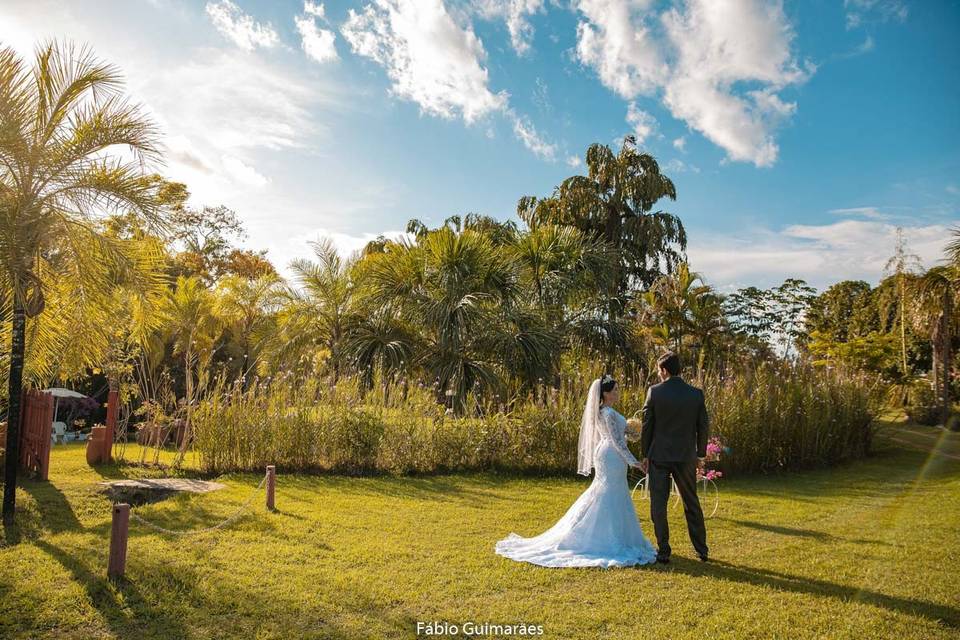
[{"x1": 189, "y1": 364, "x2": 879, "y2": 475}]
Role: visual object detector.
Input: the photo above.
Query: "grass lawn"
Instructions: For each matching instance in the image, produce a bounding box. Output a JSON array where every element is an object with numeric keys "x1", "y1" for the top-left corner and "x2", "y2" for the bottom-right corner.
[{"x1": 2, "y1": 414, "x2": 959, "y2": 639}]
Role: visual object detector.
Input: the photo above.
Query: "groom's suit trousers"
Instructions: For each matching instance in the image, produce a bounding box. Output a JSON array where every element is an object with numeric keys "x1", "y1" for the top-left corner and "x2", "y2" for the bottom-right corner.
[{"x1": 648, "y1": 459, "x2": 708, "y2": 558}]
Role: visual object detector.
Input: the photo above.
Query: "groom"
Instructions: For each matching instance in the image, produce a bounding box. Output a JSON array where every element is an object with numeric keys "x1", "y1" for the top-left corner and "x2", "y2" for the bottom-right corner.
[{"x1": 640, "y1": 352, "x2": 710, "y2": 563}]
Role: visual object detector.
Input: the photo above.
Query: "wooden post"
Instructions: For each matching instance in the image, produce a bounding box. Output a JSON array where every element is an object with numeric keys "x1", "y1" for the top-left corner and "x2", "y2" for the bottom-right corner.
[
  {"x1": 86, "y1": 425, "x2": 107, "y2": 465},
  {"x1": 108, "y1": 503, "x2": 130, "y2": 579},
  {"x1": 104, "y1": 382, "x2": 119, "y2": 462},
  {"x1": 266, "y1": 465, "x2": 276, "y2": 511}
]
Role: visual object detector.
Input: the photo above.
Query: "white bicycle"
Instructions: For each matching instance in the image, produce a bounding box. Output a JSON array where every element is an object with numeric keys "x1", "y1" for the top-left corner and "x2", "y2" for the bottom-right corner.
[{"x1": 628, "y1": 469, "x2": 720, "y2": 519}]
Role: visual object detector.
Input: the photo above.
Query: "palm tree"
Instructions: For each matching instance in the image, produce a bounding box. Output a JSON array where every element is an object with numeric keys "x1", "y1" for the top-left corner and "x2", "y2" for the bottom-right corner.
[
  {"x1": 509, "y1": 223, "x2": 622, "y2": 370},
  {"x1": 364, "y1": 226, "x2": 521, "y2": 411},
  {"x1": 947, "y1": 227, "x2": 960, "y2": 267},
  {"x1": 688, "y1": 291, "x2": 726, "y2": 376},
  {"x1": 215, "y1": 273, "x2": 284, "y2": 381},
  {"x1": 282, "y1": 238, "x2": 361, "y2": 384},
  {"x1": 344, "y1": 309, "x2": 415, "y2": 392},
  {"x1": 509, "y1": 224, "x2": 604, "y2": 311},
  {"x1": 0, "y1": 42, "x2": 165, "y2": 523},
  {"x1": 517, "y1": 135, "x2": 685, "y2": 319},
  {"x1": 636, "y1": 263, "x2": 711, "y2": 358},
  {"x1": 162, "y1": 276, "x2": 221, "y2": 465},
  {"x1": 913, "y1": 266, "x2": 958, "y2": 424}
]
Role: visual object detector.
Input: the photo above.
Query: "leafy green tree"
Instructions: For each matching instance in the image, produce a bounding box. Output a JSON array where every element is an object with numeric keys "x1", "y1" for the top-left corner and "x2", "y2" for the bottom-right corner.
[
  {"x1": 632, "y1": 263, "x2": 724, "y2": 375},
  {"x1": 688, "y1": 291, "x2": 727, "y2": 375},
  {"x1": 507, "y1": 223, "x2": 612, "y2": 375},
  {"x1": 169, "y1": 203, "x2": 246, "y2": 284},
  {"x1": 873, "y1": 274, "x2": 928, "y2": 372},
  {"x1": 805, "y1": 280, "x2": 876, "y2": 343},
  {"x1": 723, "y1": 286, "x2": 775, "y2": 342},
  {"x1": 946, "y1": 227, "x2": 960, "y2": 267},
  {"x1": 723, "y1": 280, "x2": 814, "y2": 357},
  {"x1": 517, "y1": 136, "x2": 685, "y2": 319},
  {"x1": 884, "y1": 227, "x2": 923, "y2": 376},
  {"x1": 807, "y1": 330, "x2": 900, "y2": 375},
  {"x1": 771, "y1": 278, "x2": 817, "y2": 355}
]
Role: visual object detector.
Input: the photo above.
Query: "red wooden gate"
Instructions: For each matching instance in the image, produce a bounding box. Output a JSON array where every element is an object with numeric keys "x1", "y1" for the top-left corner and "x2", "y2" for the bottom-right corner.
[{"x1": 19, "y1": 390, "x2": 54, "y2": 480}]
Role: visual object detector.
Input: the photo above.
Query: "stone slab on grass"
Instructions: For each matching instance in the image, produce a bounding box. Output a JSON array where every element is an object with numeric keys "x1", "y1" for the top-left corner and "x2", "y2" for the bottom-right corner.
[{"x1": 99, "y1": 478, "x2": 226, "y2": 493}]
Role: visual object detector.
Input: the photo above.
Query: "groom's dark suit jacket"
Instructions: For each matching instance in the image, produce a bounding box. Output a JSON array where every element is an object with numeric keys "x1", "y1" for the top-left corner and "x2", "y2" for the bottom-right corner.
[{"x1": 640, "y1": 376, "x2": 709, "y2": 462}]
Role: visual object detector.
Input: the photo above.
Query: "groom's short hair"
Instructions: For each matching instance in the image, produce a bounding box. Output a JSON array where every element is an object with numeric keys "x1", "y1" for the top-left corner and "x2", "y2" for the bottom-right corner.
[{"x1": 657, "y1": 352, "x2": 681, "y2": 376}]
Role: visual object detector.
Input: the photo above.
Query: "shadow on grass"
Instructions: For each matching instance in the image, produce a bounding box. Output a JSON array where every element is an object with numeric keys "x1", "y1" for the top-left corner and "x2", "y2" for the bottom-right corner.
[
  {"x1": 34, "y1": 538, "x2": 192, "y2": 639},
  {"x1": 20, "y1": 478, "x2": 82, "y2": 534},
  {"x1": 111, "y1": 489, "x2": 284, "y2": 538},
  {"x1": 671, "y1": 558, "x2": 960, "y2": 629},
  {"x1": 728, "y1": 447, "x2": 960, "y2": 502},
  {"x1": 276, "y1": 473, "x2": 510, "y2": 505},
  {"x1": 34, "y1": 535, "x2": 417, "y2": 639},
  {"x1": 718, "y1": 518, "x2": 892, "y2": 546}
]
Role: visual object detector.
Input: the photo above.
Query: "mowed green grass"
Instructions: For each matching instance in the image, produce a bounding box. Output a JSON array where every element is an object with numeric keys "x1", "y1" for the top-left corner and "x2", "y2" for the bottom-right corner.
[{"x1": 2, "y1": 415, "x2": 959, "y2": 640}]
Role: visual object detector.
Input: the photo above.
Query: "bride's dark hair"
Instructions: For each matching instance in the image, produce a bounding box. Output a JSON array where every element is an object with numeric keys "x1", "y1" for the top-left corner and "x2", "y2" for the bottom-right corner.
[{"x1": 599, "y1": 374, "x2": 617, "y2": 401}]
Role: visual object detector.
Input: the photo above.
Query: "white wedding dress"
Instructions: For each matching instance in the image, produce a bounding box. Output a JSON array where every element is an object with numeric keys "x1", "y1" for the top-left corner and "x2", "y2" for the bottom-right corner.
[{"x1": 495, "y1": 386, "x2": 657, "y2": 568}]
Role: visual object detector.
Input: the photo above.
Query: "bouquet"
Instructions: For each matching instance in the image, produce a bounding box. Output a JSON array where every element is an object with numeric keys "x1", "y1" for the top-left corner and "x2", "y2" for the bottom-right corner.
[{"x1": 699, "y1": 436, "x2": 728, "y2": 482}]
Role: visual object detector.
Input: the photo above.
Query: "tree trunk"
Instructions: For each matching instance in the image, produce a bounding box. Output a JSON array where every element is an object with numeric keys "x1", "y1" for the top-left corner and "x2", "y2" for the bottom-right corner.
[
  {"x1": 899, "y1": 277, "x2": 908, "y2": 376},
  {"x1": 697, "y1": 341, "x2": 707, "y2": 379},
  {"x1": 604, "y1": 205, "x2": 623, "y2": 322},
  {"x1": 2, "y1": 300, "x2": 26, "y2": 525},
  {"x1": 941, "y1": 292, "x2": 952, "y2": 425}
]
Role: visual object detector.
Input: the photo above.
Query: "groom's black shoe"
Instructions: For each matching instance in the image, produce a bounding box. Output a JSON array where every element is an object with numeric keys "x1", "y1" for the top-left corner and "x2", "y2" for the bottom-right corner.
[
  {"x1": 656, "y1": 555, "x2": 670, "y2": 564},
  {"x1": 698, "y1": 554, "x2": 709, "y2": 562}
]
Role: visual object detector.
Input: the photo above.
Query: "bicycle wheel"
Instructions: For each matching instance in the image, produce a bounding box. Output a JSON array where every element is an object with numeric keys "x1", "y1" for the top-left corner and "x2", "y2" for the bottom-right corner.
[
  {"x1": 697, "y1": 477, "x2": 719, "y2": 518},
  {"x1": 630, "y1": 474, "x2": 649, "y2": 502},
  {"x1": 670, "y1": 479, "x2": 682, "y2": 508}
]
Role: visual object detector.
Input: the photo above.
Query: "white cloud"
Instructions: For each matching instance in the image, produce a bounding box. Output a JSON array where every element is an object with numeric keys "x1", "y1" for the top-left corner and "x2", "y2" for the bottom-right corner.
[
  {"x1": 566, "y1": 155, "x2": 583, "y2": 168},
  {"x1": 531, "y1": 77, "x2": 552, "y2": 115},
  {"x1": 828, "y1": 206, "x2": 887, "y2": 220},
  {"x1": 166, "y1": 135, "x2": 216, "y2": 175},
  {"x1": 340, "y1": 0, "x2": 557, "y2": 160},
  {"x1": 575, "y1": 0, "x2": 669, "y2": 98},
  {"x1": 139, "y1": 44, "x2": 343, "y2": 205},
  {"x1": 205, "y1": 0, "x2": 279, "y2": 51},
  {"x1": 664, "y1": 158, "x2": 699, "y2": 174},
  {"x1": 268, "y1": 228, "x2": 410, "y2": 278},
  {"x1": 844, "y1": 0, "x2": 908, "y2": 30},
  {"x1": 222, "y1": 154, "x2": 270, "y2": 188},
  {"x1": 946, "y1": 184, "x2": 959, "y2": 196},
  {"x1": 625, "y1": 102, "x2": 657, "y2": 144},
  {"x1": 661, "y1": 0, "x2": 809, "y2": 167},
  {"x1": 304, "y1": 0, "x2": 326, "y2": 19},
  {"x1": 473, "y1": 0, "x2": 545, "y2": 56},
  {"x1": 575, "y1": 0, "x2": 811, "y2": 167},
  {"x1": 856, "y1": 35, "x2": 875, "y2": 54},
  {"x1": 341, "y1": 0, "x2": 507, "y2": 124},
  {"x1": 673, "y1": 136, "x2": 686, "y2": 151},
  {"x1": 147, "y1": 49, "x2": 333, "y2": 155},
  {"x1": 295, "y1": 2, "x2": 338, "y2": 63},
  {"x1": 509, "y1": 110, "x2": 557, "y2": 160},
  {"x1": 688, "y1": 219, "x2": 955, "y2": 290}
]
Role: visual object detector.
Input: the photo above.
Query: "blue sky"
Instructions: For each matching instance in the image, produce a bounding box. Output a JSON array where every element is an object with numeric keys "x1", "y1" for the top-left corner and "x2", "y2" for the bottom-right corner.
[{"x1": 2, "y1": 0, "x2": 958, "y2": 290}]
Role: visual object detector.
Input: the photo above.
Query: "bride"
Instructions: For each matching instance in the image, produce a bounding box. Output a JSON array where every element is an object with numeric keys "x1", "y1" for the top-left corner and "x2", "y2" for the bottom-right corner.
[{"x1": 495, "y1": 375, "x2": 658, "y2": 568}]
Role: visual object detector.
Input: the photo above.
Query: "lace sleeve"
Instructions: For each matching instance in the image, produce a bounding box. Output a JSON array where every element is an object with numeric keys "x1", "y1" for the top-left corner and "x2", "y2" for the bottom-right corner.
[{"x1": 599, "y1": 408, "x2": 639, "y2": 467}]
